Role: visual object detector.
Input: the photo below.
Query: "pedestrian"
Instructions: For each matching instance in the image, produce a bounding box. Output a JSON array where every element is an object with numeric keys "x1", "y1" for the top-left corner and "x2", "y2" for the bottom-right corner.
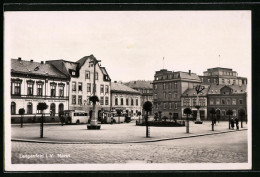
[
  {"x1": 231, "y1": 118, "x2": 235, "y2": 129},
  {"x1": 214, "y1": 117, "x2": 217, "y2": 125},
  {"x1": 110, "y1": 117, "x2": 113, "y2": 125},
  {"x1": 235, "y1": 117, "x2": 239, "y2": 130}
]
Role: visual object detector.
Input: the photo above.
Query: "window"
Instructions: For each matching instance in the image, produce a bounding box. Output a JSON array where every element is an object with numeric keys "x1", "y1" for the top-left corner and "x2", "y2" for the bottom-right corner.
[
  {"x1": 233, "y1": 80, "x2": 236, "y2": 85},
  {"x1": 216, "y1": 99, "x2": 220, "y2": 105},
  {"x1": 163, "y1": 103, "x2": 167, "y2": 109},
  {"x1": 13, "y1": 83, "x2": 21, "y2": 95},
  {"x1": 59, "y1": 103, "x2": 64, "y2": 113},
  {"x1": 163, "y1": 83, "x2": 166, "y2": 90},
  {"x1": 233, "y1": 109, "x2": 237, "y2": 116},
  {"x1": 115, "y1": 98, "x2": 118, "y2": 105},
  {"x1": 221, "y1": 99, "x2": 225, "y2": 105},
  {"x1": 136, "y1": 98, "x2": 138, "y2": 106},
  {"x1": 169, "y1": 103, "x2": 172, "y2": 109},
  {"x1": 27, "y1": 82, "x2": 34, "y2": 96},
  {"x1": 72, "y1": 82, "x2": 76, "y2": 91},
  {"x1": 174, "y1": 93, "x2": 178, "y2": 98},
  {"x1": 95, "y1": 73, "x2": 98, "y2": 80},
  {"x1": 174, "y1": 82, "x2": 177, "y2": 89},
  {"x1": 208, "y1": 79, "x2": 210, "y2": 83},
  {"x1": 37, "y1": 84, "x2": 43, "y2": 96},
  {"x1": 227, "y1": 79, "x2": 230, "y2": 84},
  {"x1": 11, "y1": 102, "x2": 16, "y2": 115},
  {"x1": 174, "y1": 103, "x2": 177, "y2": 109},
  {"x1": 121, "y1": 98, "x2": 124, "y2": 105},
  {"x1": 59, "y1": 85, "x2": 64, "y2": 97},
  {"x1": 72, "y1": 95, "x2": 76, "y2": 104},
  {"x1": 239, "y1": 99, "x2": 243, "y2": 105},
  {"x1": 100, "y1": 96, "x2": 104, "y2": 105},
  {"x1": 50, "y1": 103, "x2": 56, "y2": 116},
  {"x1": 164, "y1": 92, "x2": 167, "y2": 99},
  {"x1": 226, "y1": 99, "x2": 231, "y2": 105},
  {"x1": 131, "y1": 98, "x2": 134, "y2": 106},
  {"x1": 154, "y1": 94, "x2": 157, "y2": 99},
  {"x1": 169, "y1": 92, "x2": 172, "y2": 99},
  {"x1": 232, "y1": 99, "x2": 236, "y2": 105},
  {"x1": 50, "y1": 85, "x2": 56, "y2": 97},
  {"x1": 222, "y1": 110, "x2": 226, "y2": 116},
  {"x1": 87, "y1": 83, "x2": 91, "y2": 92},
  {"x1": 105, "y1": 97, "x2": 109, "y2": 105},
  {"x1": 193, "y1": 99, "x2": 197, "y2": 106},
  {"x1": 201, "y1": 99, "x2": 205, "y2": 106},
  {"x1": 154, "y1": 84, "x2": 157, "y2": 89},
  {"x1": 210, "y1": 99, "x2": 214, "y2": 105},
  {"x1": 214, "y1": 79, "x2": 216, "y2": 83},
  {"x1": 183, "y1": 99, "x2": 190, "y2": 106},
  {"x1": 27, "y1": 102, "x2": 33, "y2": 114},
  {"x1": 105, "y1": 85, "x2": 109, "y2": 94},
  {"x1": 222, "y1": 79, "x2": 225, "y2": 84},
  {"x1": 85, "y1": 71, "x2": 90, "y2": 79},
  {"x1": 100, "y1": 85, "x2": 104, "y2": 94},
  {"x1": 78, "y1": 82, "x2": 82, "y2": 91},
  {"x1": 126, "y1": 98, "x2": 129, "y2": 105},
  {"x1": 78, "y1": 95, "x2": 82, "y2": 105}
]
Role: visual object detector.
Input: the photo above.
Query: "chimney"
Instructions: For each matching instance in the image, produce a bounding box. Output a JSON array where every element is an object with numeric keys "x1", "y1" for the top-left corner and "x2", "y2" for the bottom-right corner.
[
  {"x1": 18, "y1": 57, "x2": 21, "y2": 60},
  {"x1": 30, "y1": 59, "x2": 34, "y2": 62},
  {"x1": 41, "y1": 61, "x2": 44, "y2": 64},
  {"x1": 189, "y1": 70, "x2": 191, "y2": 75}
]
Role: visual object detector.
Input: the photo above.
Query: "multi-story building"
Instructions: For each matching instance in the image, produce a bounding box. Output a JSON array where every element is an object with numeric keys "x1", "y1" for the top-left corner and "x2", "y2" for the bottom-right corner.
[
  {"x1": 111, "y1": 81, "x2": 142, "y2": 117},
  {"x1": 124, "y1": 80, "x2": 153, "y2": 114},
  {"x1": 153, "y1": 69, "x2": 201, "y2": 119},
  {"x1": 46, "y1": 55, "x2": 111, "y2": 118},
  {"x1": 207, "y1": 84, "x2": 247, "y2": 120},
  {"x1": 11, "y1": 58, "x2": 69, "y2": 123},
  {"x1": 199, "y1": 67, "x2": 247, "y2": 86},
  {"x1": 181, "y1": 85, "x2": 209, "y2": 120}
]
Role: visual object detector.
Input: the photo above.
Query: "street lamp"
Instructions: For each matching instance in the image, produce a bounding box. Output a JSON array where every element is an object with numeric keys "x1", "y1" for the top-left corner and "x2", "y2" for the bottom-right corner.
[
  {"x1": 87, "y1": 56, "x2": 101, "y2": 130},
  {"x1": 194, "y1": 85, "x2": 204, "y2": 124}
]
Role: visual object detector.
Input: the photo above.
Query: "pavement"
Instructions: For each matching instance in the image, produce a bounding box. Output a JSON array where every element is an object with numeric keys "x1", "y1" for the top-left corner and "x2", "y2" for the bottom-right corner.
[{"x1": 11, "y1": 120, "x2": 248, "y2": 144}]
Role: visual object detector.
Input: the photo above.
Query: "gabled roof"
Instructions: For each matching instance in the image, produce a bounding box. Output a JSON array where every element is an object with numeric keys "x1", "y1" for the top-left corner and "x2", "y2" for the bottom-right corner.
[
  {"x1": 11, "y1": 59, "x2": 68, "y2": 79},
  {"x1": 178, "y1": 72, "x2": 201, "y2": 82},
  {"x1": 124, "y1": 80, "x2": 153, "y2": 89},
  {"x1": 111, "y1": 82, "x2": 141, "y2": 95},
  {"x1": 182, "y1": 86, "x2": 209, "y2": 97},
  {"x1": 207, "y1": 84, "x2": 247, "y2": 94}
]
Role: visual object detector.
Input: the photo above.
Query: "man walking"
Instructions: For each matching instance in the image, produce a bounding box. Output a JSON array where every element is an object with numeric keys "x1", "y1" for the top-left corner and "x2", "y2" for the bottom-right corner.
[{"x1": 235, "y1": 117, "x2": 239, "y2": 130}]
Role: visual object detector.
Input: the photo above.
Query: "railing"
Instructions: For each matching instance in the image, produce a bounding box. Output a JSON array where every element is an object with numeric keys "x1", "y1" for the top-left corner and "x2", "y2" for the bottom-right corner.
[{"x1": 11, "y1": 94, "x2": 69, "y2": 99}]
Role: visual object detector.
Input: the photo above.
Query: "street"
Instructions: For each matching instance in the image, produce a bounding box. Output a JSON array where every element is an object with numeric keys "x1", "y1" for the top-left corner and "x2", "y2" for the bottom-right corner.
[{"x1": 12, "y1": 130, "x2": 248, "y2": 164}]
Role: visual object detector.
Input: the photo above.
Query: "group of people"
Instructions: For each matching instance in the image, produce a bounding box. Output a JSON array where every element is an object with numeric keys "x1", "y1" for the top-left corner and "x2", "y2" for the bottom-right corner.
[{"x1": 231, "y1": 117, "x2": 239, "y2": 130}]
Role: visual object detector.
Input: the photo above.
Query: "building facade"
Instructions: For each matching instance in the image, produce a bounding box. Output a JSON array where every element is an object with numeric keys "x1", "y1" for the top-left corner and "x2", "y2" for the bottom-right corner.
[
  {"x1": 181, "y1": 85, "x2": 209, "y2": 120},
  {"x1": 199, "y1": 67, "x2": 247, "y2": 86},
  {"x1": 11, "y1": 58, "x2": 69, "y2": 123},
  {"x1": 207, "y1": 84, "x2": 247, "y2": 120},
  {"x1": 46, "y1": 55, "x2": 111, "y2": 118},
  {"x1": 111, "y1": 82, "x2": 142, "y2": 117},
  {"x1": 124, "y1": 80, "x2": 153, "y2": 114},
  {"x1": 153, "y1": 69, "x2": 201, "y2": 119}
]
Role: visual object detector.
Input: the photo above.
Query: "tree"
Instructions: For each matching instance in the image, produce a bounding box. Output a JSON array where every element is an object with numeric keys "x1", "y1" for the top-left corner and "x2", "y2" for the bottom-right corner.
[
  {"x1": 184, "y1": 108, "x2": 192, "y2": 133},
  {"x1": 137, "y1": 111, "x2": 142, "y2": 124},
  {"x1": 239, "y1": 109, "x2": 246, "y2": 128},
  {"x1": 37, "y1": 102, "x2": 48, "y2": 138},
  {"x1": 143, "y1": 101, "x2": 153, "y2": 138},
  {"x1": 226, "y1": 109, "x2": 233, "y2": 129},
  {"x1": 59, "y1": 111, "x2": 65, "y2": 126},
  {"x1": 209, "y1": 108, "x2": 216, "y2": 131},
  {"x1": 169, "y1": 112, "x2": 172, "y2": 122},
  {"x1": 89, "y1": 96, "x2": 99, "y2": 123},
  {"x1": 19, "y1": 108, "x2": 25, "y2": 128}
]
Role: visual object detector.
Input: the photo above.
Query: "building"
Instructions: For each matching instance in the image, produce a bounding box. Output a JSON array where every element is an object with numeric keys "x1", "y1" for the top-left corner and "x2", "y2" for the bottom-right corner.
[
  {"x1": 11, "y1": 58, "x2": 70, "y2": 123},
  {"x1": 124, "y1": 80, "x2": 153, "y2": 114},
  {"x1": 111, "y1": 81, "x2": 142, "y2": 117},
  {"x1": 199, "y1": 67, "x2": 247, "y2": 86},
  {"x1": 46, "y1": 55, "x2": 111, "y2": 118},
  {"x1": 207, "y1": 84, "x2": 247, "y2": 120},
  {"x1": 181, "y1": 85, "x2": 209, "y2": 120},
  {"x1": 153, "y1": 69, "x2": 201, "y2": 119}
]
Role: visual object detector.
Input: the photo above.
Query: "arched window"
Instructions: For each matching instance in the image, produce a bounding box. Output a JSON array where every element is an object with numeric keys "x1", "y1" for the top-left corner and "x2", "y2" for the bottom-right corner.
[
  {"x1": 233, "y1": 109, "x2": 237, "y2": 116},
  {"x1": 11, "y1": 102, "x2": 16, "y2": 115},
  {"x1": 50, "y1": 103, "x2": 56, "y2": 116},
  {"x1": 27, "y1": 102, "x2": 33, "y2": 114},
  {"x1": 222, "y1": 110, "x2": 226, "y2": 116},
  {"x1": 59, "y1": 103, "x2": 64, "y2": 113}
]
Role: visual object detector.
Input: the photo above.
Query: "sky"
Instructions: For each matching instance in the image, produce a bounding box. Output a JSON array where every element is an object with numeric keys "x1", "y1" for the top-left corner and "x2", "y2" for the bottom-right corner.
[{"x1": 4, "y1": 11, "x2": 251, "y2": 82}]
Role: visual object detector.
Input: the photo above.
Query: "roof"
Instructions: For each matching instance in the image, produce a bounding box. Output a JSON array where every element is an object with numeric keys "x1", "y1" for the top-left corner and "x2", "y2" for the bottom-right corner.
[
  {"x1": 111, "y1": 82, "x2": 141, "y2": 95},
  {"x1": 179, "y1": 72, "x2": 201, "y2": 82},
  {"x1": 207, "y1": 84, "x2": 247, "y2": 94},
  {"x1": 124, "y1": 80, "x2": 153, "y2": 89},
  {"x1": 11, "y1": 59, "x2": 68, "y2": 79},
  {"x1": 182, "y1": 86, "x2": 209, "y2": 97}
]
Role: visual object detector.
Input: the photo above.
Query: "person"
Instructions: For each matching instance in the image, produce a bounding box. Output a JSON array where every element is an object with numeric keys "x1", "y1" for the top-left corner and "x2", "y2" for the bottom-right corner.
[
  {"x1": 110, "y1": 117, "x2": 113, "y2": 125},
  {"x1": 231, "y1": 118, "x2": 235, "y2": 129},
  {"x1": 235, "y1": 117, "x2": 239, "y2": 130},
  {"x1": 214, "y1": 117, "x2": 217, "y2": 125}
]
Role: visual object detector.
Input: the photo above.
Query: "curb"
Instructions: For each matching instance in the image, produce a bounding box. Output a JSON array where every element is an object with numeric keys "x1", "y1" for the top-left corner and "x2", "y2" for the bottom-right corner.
[{"x1": 11, "y1": 128, "x2": 247, "y2": 144}]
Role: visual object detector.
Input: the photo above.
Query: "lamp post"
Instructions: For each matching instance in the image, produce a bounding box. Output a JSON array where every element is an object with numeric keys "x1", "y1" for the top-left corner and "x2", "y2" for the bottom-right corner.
[
  {"x1": 194, "y1": 85, "x2": 204, "y2": 124},
  {"x1": 87, "y1": 56, "x2": 101, "y2": 130}
]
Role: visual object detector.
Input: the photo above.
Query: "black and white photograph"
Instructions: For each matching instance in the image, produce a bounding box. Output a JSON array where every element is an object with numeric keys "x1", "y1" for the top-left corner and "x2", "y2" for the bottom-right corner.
[{"x1": 4, "y1": 10, "x2": 251, "y2": 171}]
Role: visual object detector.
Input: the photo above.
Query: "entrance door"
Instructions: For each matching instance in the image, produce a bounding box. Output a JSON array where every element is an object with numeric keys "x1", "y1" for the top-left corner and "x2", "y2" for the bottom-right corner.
[{"x1": 192, "y1": 110, "x2": 197, "y2": 120}]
